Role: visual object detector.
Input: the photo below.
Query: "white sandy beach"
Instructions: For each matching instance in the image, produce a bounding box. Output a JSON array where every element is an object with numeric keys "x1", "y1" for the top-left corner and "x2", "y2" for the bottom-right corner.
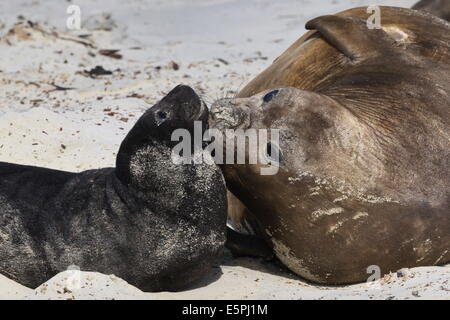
[{"x1": 0, "y1": 0, "x2": 449, "y2": 300}]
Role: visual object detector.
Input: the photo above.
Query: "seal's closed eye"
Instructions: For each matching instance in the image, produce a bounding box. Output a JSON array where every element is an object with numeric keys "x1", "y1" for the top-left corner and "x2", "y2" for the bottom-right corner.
[{"x1": 263, "y1": 90, "x2": 279, "y2": 103}]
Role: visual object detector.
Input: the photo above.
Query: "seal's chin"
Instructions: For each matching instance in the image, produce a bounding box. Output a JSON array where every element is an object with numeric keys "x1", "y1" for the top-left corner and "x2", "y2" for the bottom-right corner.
[{"x1": 209, "y1": 99, "x2": 251, "y2": 130}]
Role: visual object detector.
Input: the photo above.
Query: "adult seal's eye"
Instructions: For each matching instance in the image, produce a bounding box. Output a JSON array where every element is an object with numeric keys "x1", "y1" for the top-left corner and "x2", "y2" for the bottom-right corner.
[
  {"x1": 265, "y1": 142, "x2": 282, "y2": 163},
  {"x1": 263, "y1": 90, "x2": 279, "y2": 103}
]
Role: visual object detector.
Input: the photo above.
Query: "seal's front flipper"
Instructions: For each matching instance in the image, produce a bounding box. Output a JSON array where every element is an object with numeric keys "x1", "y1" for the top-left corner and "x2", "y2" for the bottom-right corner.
[
  {"x1": 225, "y1": 227, "x2": 274, "y2": 260},
  {"x1": 305, "y1": 15, "x2": 397, "y2": 61}
]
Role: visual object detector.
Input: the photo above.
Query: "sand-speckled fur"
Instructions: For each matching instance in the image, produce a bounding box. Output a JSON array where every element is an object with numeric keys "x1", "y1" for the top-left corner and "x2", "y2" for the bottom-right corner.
[{"x1": 0, "y1": 85, "x2": 228, "y2": 291}]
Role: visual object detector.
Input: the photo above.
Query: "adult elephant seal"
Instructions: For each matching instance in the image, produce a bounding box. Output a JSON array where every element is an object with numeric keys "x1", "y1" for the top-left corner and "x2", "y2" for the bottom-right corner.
[
  {"x1": 225, "y1": 5, "x2": 450, "y2": 238},
  {"x1": 210, "y1": 8, "x2": 450, "y2": 284},
  {"x1": 0, "y1": 85, "x2": 228, "y2": 291}
]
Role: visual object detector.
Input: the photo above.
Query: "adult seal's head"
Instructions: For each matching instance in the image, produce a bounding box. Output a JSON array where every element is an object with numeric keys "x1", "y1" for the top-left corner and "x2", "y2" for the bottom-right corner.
[{"x1": 210, "y1": 8, "x2": 450, "y2": 284}]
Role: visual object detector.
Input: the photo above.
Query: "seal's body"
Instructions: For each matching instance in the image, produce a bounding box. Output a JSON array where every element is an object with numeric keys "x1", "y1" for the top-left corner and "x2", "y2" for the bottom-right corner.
[
  {"x1": 0, "y1": 85, "x2": 228, "y2": 291},
  {"x1": 211, "y1": 7, "x2": 450, "y2": 284},
  {"x1": 238, "y1": 6, "x2": 450, "y2": 98}
]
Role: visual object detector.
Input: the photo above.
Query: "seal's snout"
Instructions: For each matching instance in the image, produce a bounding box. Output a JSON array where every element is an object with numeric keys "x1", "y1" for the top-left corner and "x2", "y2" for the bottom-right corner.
[
  {"x1": 163, "y1": 84, "x2": 199, "y2": 109},
  {"x1": 157, "y1": 85, "x2": 208, "y2": 124},
  {"x1": 210, "y1": 99, "x2": 251, "y2": 130}
]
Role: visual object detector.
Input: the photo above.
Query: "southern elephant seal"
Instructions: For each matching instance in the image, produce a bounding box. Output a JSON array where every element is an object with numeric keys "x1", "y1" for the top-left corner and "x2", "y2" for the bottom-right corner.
[
  {"x1": 210, "y1": 8, "x2": 450, "y2": 284},
  {"x1": 0, "y1": 85, "x2": 228, "y2": 291}
]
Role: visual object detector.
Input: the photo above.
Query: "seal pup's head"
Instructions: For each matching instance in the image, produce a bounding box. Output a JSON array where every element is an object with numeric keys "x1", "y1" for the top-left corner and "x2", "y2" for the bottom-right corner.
[
  {"x1": 116, "y1": 84, "x2": 209, "y2": 187},
  {"x1": 115, "y1": 85, "x2": 228, "y2": 291},
  {"x1": 116, "y1": 85, "x2": 224, "y2": 217}
]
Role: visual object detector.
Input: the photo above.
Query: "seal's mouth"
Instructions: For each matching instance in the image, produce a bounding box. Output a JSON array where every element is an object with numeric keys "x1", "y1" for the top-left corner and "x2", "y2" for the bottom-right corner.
[{"x1": 209, "y1": 98, "x2": 251, "y2": 130}]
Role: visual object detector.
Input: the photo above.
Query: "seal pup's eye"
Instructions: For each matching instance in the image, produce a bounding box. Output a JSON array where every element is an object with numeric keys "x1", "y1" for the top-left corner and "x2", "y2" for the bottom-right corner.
[
  {"x1": 265, "y1": 142, "x2": 282, "y2": 163},
  {"x1": 155, "y1": 110, "x2": 169, "y2": 126},
  {"x1": 263, "y1": 90, "x2": 279, "y2": 103},
  {"x1": 156, "y1": 111, "x2": 167, "y2": 120}
]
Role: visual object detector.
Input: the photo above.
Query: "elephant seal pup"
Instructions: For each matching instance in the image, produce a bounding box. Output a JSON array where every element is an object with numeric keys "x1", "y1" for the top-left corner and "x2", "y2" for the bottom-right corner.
[
  {"x1": 210, "y1": 14, "x2": 450, "y2": 284},
  {"x1": 0, "y1": 85, "x2": 228, "y2": 291}
]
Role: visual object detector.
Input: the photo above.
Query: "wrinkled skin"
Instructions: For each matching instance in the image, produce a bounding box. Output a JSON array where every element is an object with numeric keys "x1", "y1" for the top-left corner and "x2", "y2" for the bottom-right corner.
[
  {"x1": 0, "y1": 85, "x2": 228, "y2": 291},
  {"x1": 211, "y1": 7, "x2": 450, "y2": 284}
]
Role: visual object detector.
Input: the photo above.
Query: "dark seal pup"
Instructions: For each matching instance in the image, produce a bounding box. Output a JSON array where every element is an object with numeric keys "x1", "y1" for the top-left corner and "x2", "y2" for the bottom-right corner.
[
  {"x1": 210, "y1": 7, "x2": 450, "y2": 284},
  {"x1": 0, "y1": 85, "x2": 228, "y2": 291}
]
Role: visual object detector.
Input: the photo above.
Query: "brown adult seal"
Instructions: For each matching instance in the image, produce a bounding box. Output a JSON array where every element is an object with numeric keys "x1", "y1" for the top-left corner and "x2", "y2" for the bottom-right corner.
[
  {"x1": 211, "y1": 7, "x2": 450, "y2": 284},
  {"x1": 226, "y1": 5, "x2": 450, "y2": 236},
  {"x1": 239, "y1": 6, "x2": 450, "y2": 98}
]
